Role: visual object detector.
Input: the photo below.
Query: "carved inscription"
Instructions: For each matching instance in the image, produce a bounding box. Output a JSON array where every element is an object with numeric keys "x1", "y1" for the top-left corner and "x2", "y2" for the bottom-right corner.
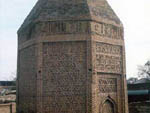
[
  {"x1": 96, "y1": 55, "x2": 121, "y2": 73},
  {"x1": 92, "y1": 22, "x2": 123, "y2": 39},
  {"x1": 99, "y1": 78, "x2": 117, "y2": 93},
  {"x1": 24, "y1": 20, "x2": 123, "y2": 43},
  {"x1": 96, "y1": 43, "x2": 121, "y2": 55},
  {"x1": 96, "y1": 42, "x2": 122, "y2": 74},
  {"x1": 34, "y1": 21, "x2": 90, "y2": 35},
  {"x1": 43, "y1": 42, "x2": 86, "y2": 113}
]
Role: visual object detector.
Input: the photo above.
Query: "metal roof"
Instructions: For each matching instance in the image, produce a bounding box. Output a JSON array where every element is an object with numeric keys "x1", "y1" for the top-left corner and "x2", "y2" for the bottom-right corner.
[{"x1": 128, "y1": 90, "x2": 150, "y2": 95}]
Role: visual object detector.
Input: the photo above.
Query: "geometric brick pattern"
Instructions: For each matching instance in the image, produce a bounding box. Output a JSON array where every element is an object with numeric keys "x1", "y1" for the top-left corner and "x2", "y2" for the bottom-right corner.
[
  {"x1": 17, "y1": 0, "x2": 128, "y2": 113},
  {"x1": 42, "y1": 42, "x2": 87, "y2": 113}
]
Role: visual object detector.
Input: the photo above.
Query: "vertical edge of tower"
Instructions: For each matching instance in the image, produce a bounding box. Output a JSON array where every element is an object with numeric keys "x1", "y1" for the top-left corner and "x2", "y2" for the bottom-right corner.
[
  {"x1": 87, "y1": 0, "x2": 129, "y2": 112},
  {"x1": 90, "y1": 21, "x2": 128, "y2": 113},
  {"x1": 17, "y1": 0, "x2": 128, "y2": 113},
  {"x1": 17, "y1": 31, "x2": 39, "y2": 113}
]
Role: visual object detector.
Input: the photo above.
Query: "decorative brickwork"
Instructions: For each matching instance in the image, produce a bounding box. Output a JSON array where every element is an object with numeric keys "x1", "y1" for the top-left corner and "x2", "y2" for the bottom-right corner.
[
  {"x1": 17, "y1": 0, "x2": 128, "y2": 113},
  {"x1": 99, "y1": 78, "x2": 117, "y2": 93},
  {"x1": 91, "y1": 22, "x2": 123, "y2": 40},
  {"x1": 95, "y1": 42, "x2": 122, "y2": 74},
  {"x1": 42, "y1": 42, "x2": 87, "y2": 113}
]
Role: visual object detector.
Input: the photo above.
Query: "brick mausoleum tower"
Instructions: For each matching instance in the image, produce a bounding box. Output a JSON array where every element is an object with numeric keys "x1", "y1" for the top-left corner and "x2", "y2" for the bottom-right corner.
[{"x1": 17, "y1": 0, "x2": 128, "y2": 113}]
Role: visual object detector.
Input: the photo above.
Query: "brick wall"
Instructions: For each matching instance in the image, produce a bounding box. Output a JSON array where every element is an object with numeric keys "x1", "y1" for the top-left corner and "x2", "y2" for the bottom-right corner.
[
  {"x1": 129, "y1": 101, "x2": 150, "y2": 113},
  {"x1": 0, "y1": 103, "x2": 16, "y2": 113},
  {"x1": 42, "y1": 42, "x2": 87, "y2": 113},
  {"x1": 18, "y1": 45, "x2": 37, "y2": 113}
]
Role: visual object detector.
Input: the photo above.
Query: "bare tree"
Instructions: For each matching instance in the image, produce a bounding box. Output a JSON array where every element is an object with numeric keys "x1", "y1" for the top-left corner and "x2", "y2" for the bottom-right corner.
[
  {"x1": 138, "y1": 60, "x2": 150, "y2": 78},
  {"x1": 10, "y1": 71, "x2": 16, "y2": 81}
]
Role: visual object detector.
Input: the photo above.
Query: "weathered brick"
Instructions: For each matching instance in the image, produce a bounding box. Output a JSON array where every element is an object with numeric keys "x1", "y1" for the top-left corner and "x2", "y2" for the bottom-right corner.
[{"x1": 17, "y1": 0, "x2": 128, "y2": 113}]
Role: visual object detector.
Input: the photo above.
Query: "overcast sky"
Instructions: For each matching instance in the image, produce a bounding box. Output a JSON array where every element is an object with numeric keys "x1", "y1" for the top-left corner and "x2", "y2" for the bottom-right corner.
[{"x1": 0, "y1": 0, "x2": 150, "y2": 80}]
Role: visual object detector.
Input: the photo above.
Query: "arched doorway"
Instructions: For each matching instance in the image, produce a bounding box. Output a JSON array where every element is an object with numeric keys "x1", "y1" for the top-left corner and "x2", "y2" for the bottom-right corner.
[{"x1": 102, "y1": 100, "x2": 115, "y2": 113}]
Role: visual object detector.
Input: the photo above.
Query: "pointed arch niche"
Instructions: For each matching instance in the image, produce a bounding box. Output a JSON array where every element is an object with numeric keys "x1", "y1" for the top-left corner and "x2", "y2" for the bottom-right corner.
[{"x1": 101, "y1": 98, "x2": 116, "y2": 113}]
